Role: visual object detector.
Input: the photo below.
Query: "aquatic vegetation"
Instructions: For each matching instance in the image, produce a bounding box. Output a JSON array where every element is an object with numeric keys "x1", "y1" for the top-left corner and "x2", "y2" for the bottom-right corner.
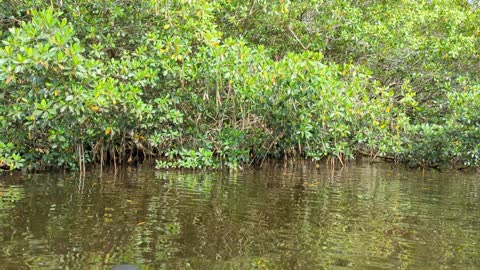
[{"x1": 1, "y1": 1, "x2": 480, "y2": 170}]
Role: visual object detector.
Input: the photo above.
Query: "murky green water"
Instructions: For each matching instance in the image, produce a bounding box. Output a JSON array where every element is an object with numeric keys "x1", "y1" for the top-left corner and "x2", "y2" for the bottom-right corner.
[{"x1": 0, "y1": 162, "x2": 479, "y2": 269}]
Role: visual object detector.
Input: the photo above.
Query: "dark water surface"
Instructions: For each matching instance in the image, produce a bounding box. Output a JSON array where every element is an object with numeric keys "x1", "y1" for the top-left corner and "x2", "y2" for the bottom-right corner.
[{"x1": 0, "y1": 162, "x2": 479, "y2": 269}]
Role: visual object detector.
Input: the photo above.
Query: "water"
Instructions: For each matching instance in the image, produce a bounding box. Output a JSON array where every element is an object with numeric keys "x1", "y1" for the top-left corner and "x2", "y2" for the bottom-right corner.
[{"x1": 0, "y1": 162, "x2": 479, "y2": 269}]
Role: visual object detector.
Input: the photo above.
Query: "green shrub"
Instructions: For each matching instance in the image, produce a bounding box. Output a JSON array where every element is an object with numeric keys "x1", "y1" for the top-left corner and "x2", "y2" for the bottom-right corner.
[{"x1": 1, "y1": 1, "x2": 479, "y2": 171}]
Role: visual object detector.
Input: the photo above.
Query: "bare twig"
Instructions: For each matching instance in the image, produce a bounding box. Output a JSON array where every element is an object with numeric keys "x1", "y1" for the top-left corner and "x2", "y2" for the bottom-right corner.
[{"x1": 288, "y1": 26, "x2": 310, "y2": 50}]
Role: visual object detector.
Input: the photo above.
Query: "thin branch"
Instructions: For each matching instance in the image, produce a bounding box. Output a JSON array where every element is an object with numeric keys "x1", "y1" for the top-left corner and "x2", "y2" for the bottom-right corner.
[{"x1": 288, "y1": 26, "x2": 310, "y2": 50}]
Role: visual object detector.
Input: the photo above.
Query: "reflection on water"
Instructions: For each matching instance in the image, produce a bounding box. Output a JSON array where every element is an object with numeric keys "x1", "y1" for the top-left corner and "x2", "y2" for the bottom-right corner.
[{"x1": 0, "y1": 162, "x2": 479, "y2": 269}]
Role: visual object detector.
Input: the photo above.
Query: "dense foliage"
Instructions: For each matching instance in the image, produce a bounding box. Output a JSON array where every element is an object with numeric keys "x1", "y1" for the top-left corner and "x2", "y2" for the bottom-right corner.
[{"x1": 1, "y1": 0, "x2": 479, "y2": 171}]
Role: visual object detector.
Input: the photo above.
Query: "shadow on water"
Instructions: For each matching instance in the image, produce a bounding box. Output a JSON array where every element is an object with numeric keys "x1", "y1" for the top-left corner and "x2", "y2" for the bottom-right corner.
[{"x1": 0, "y1": 162, "x2": 479, "y2": 269}]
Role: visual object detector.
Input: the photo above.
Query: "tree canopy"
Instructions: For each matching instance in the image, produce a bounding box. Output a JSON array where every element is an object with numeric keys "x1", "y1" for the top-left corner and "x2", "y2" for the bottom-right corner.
[{"x1": 1, "y1": 0, "x2": 479, "y2": 171}]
